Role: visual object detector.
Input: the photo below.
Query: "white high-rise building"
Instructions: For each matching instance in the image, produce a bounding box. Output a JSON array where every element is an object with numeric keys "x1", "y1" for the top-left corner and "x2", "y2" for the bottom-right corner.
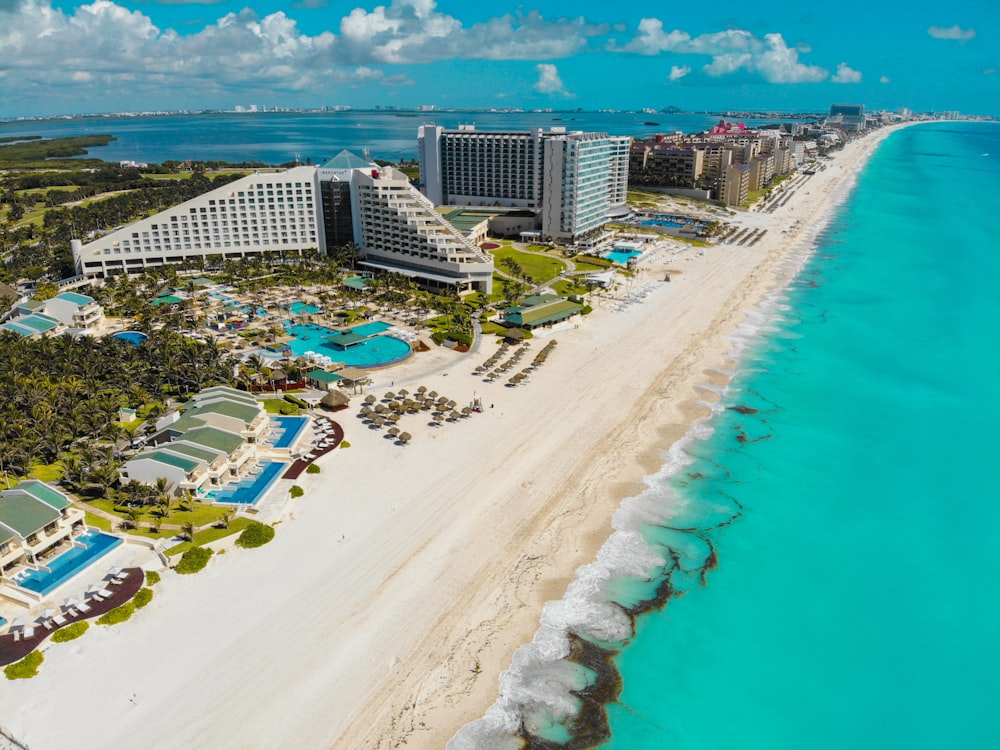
[
  {"x1": 349, "y1": 163, "x2": 494, "y2": 294},
  {"x1": 73, "y1": 166, "x2": 322, "y2": 278},
  {"x1": 418, "y1": 124, "x2": 630, "y2": 242},
  {"x1": 73, "y1": 156, "x2": 493, "y2": 295}
]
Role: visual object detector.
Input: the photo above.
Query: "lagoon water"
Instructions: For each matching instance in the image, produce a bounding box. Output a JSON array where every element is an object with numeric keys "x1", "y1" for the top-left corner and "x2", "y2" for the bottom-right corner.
[
  {"x1": 595, "y1": 122, "x2": 1000, "y2": 749},
  {"x1": 2, "y1": 111, "x2": 792, "y2": 165}
]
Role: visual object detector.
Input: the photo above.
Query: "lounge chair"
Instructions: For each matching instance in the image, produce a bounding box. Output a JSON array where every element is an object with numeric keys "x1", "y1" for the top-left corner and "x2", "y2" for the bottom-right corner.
[
  {"x1": 52, "y1": 614, "x2": 68, "y2": 626},
  {"x1": 22, "y1": 626, "x2": 34, "y2": 639},
  {"x1": 77, "y1": 601, "x2": 92, "y2": 613},
  {"x1": 41, "y1": 620, "x2": 53, "y2": 630},
  {"x1": 12, "y1": 630, "x2": 20, "y2": 642}
]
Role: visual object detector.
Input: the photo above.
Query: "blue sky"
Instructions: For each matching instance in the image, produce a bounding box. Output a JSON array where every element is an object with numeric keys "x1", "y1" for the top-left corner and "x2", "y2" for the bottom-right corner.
[{"x1": 0, "y1": 0, "x2": 996, "y2": 117}]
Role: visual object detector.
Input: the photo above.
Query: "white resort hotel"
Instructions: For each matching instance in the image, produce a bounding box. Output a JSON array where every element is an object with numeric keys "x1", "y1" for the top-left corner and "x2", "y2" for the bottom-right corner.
[
  {"x1": 72, "y1": 125, "x2": 635, "y2": 292},
  {"x1": 73, "y1": 154, "x2": 495, "y2": 295}
]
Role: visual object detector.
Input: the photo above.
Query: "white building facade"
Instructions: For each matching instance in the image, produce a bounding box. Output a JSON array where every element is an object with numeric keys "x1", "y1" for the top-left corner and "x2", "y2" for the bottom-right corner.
[
  {"x1": 73, "y1": 166, "x2": 322, "y2": 278},
  {"x1": 419, "y1": 124, "x2": 631, "y2": 242},
  {"x1": 350, "y1": 165, "x2": 494, "y2": 294}
]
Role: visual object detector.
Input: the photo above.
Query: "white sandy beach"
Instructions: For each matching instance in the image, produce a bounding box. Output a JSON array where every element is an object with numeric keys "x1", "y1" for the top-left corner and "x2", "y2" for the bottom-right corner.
[{"x1": 1, "y1": 126, "x2": 905, "y2": 750}]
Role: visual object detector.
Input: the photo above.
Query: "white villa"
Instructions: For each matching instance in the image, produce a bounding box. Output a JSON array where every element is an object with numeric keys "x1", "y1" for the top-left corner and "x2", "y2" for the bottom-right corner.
[
  {"x1": 119, "y1": 386, "x2": 305, "y2": 498},
  {"x1": 1, "y1": 291, "x2": 104, "y2": 339},
  {"x1": 0, "y1": 481, "x2": 86, "y2": 580}
]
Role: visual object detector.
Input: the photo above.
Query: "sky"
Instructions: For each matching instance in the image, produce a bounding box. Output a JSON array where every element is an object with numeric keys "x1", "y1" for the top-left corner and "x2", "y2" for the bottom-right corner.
[{"x1": 0, "y1": 0, "x2": 996, "y2": 118}]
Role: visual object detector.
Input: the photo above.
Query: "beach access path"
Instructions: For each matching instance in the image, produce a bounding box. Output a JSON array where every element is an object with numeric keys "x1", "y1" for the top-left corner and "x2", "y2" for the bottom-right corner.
[{"x1": 0, "y1": 125, "x2": 907, "y2": 750}]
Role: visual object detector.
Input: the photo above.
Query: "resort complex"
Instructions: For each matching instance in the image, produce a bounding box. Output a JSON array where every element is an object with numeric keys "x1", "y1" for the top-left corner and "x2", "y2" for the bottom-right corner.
[{"x1": 0, "y1": 106, "x2": 918, "y2": 750}]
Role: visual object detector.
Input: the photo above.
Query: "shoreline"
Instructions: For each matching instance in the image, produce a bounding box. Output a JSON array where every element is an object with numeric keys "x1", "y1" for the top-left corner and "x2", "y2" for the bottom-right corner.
[{"x1": 1, "y1": 125, "x2": 908, "y2": 750}]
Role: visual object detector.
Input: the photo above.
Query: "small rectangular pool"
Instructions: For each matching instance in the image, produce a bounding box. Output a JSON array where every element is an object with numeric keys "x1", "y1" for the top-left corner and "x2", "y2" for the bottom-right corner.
[
  {"x1": 271, "y1": 416, "x2": 309, "y2": 449},
  {"x1": 210, "y1": 460, "x2": 287, "y2": 505},
  {"x1": 14, "y1": 530, "x2": 123, "y2": 596},
  {"x1": 605, "y1": 249, "x2": 643, "y2": 265}
]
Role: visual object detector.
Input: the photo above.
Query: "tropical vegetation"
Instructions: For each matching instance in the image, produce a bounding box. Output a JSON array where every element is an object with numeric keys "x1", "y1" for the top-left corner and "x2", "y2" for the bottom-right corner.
[
  {"x1": 235, "y1": 521, "x2": 275, "y2": 549},
  {"x1": 175, "y1": 546, "x2": 213, "y2": 574},
  {"x1": 51, "y1": 621, "x2": 89, "y2": 642},
  {"x1": 4, "y1": 651, "x2": 43, "y2": 680},
  {"x1": 96, "y1": 602, "x2": 135, "y2": 626}
]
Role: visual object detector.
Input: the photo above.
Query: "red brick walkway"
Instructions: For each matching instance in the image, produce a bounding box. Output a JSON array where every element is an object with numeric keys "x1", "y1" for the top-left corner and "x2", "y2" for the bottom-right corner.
[
  {"x1": 0, "y1": 567, "x2": 145, "y2": 667},
  {"x1": 283, "y1": 417, "x2": 344, "y2": 480}
]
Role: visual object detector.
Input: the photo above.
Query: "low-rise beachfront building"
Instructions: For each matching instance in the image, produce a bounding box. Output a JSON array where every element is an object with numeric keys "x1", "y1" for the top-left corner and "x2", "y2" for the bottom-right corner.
[
  {"x1": 0, "y1": 312, "x2": 63, "y2": 339},
  {"x1": 0, "y1": 481, "x2": 85, "y2": 577},
  {"x1": 502, "y1": 294, "x2": 584, "y2": 330},
  {"x1": 121, "y1": 386, "x2": 268, "y2": 497},
  {"x1": 1, "y1": 291, "x2": 103, "y2": 339},
  {"x1": 42, "y1": 292, "x2": 104, "y2": 331},
  {"x1": 306, "y1": 368, "x2": 344, "y2": 392}
]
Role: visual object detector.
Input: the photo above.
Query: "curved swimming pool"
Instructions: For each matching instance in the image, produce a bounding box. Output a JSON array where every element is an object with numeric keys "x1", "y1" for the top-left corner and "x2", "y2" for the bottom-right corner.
[
  {"x1": 112, "y1": 331, "x2": 148, "y2": 345},
  {"x1": 283, "y1": 322, "x2": 411, "y2": 368}
]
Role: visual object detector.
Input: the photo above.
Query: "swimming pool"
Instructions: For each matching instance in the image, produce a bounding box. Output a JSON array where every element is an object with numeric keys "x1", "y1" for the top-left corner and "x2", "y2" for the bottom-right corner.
[
  {"x1": 282, "y1": 322, "x2": 411, "y2": 368},
  {"x1": 112, "y1": 331, "x2": 148, "y2": 345},
  {"x1": 209, "y1": 460, "x2": 287, "y2": 505},
  {"x1": 605, "y1": 250, "x2": 643, "y2": 265},
  {"x1": 14, "y1": 530, "x2": 123, "y2": 596},
  {"x1": 271, "y1": 416, "x2": 308, "y2": 449},
  {"x1": 285, "y1": 302, "x2": 321, "y2": 316},
  {"x1": 639, "y1": 214, "x2": 710, "y2": 232},
  {"x1": 350, "y1": 320, "x2": 392, "y2": 336}
]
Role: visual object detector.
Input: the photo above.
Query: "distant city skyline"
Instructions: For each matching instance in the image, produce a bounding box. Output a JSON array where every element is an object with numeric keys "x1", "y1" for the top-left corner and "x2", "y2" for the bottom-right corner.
[{"x1": 0, "y1": 0, "x2": 996, "y2": 119}]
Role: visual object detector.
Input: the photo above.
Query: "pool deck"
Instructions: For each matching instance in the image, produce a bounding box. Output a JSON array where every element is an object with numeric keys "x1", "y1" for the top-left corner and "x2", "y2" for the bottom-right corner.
[
  {"x1": 283, "y1": 417, "x2": 344, "y2": 480},
  {"x1": 0, "y1": 567, "x2": 144, "y2": 667}
]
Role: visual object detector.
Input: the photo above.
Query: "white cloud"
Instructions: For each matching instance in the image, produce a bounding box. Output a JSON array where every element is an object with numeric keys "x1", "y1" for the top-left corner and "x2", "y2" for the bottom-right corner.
[
  {"x1": 336, "y1": 3, "x2": 602, "y2": 64},
  {"x1": 0, "y1": 0, "x2": 609, "y2": 110},
  {"x1": 927, "y1": 24, "x2": 975, "y2": 41},
  {"x1": 612, "y1": 19, "x2": 828, "y2": 83},
  {"x1": 831, "y1": 62, "x2": 862, "y2": 83},
  {"x1": 879, "y1": 75, "x2": 891, "y2": 83},
  {"x1": 533, "y1": 63, "x2": 571, "y2": 96},
  {"x1": 668, "y1": 65, "x2": 690, "y2": 81}
]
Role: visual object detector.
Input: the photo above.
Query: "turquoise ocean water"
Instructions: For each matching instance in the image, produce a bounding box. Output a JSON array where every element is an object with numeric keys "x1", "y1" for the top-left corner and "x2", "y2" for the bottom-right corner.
[{"x1": 451, "y1": 122, "x2": 1000, "y2": 749}]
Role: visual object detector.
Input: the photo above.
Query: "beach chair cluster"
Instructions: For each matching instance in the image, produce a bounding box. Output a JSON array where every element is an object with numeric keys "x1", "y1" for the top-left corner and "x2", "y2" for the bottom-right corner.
[{"x1": 301, "y1": 417, "x2": 340, "y2": 461}]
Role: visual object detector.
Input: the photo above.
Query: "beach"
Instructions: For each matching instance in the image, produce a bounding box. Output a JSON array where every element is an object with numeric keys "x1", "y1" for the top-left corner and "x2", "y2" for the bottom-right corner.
[{"x1": 1, "y1": 126, "x2": 904, "y2": 750}]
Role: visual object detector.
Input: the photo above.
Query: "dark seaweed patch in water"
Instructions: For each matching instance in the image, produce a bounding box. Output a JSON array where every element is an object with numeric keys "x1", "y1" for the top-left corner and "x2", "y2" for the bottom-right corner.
[
  {"x1": 728, "y1": 405, "x2": 759, "y2": 415},
  {"x1": 520, "y1": 635, "x2": 622, "y2": 750}
]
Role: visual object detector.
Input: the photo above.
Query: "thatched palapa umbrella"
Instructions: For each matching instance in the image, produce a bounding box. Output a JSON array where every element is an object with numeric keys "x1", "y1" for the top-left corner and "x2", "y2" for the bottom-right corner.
[
  {"x1": 321, "y1": 390, "x2": 350, "y2": 409},
  {"x1": 399, "y1": 432, "x2": 412, "y2": 444}
]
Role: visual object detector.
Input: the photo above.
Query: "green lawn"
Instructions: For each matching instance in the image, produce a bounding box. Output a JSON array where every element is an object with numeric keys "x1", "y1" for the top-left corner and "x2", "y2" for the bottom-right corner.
[
  {"x1": 166, "y1": 517, "x2": 255, "y2": 556},
  {"x1": 29, "y1": 461, "x2": 64, "y2": 483},
  {"x1": 85, "y1": 512, "x2": 113, "y2": 532},
  {"x1": 491, "y1": 246, "x2": 566, "y2": 285},
  {"x1": 550, "y1": 278, "x2": 591, "y2": 297},
  {"x1": 90, "y1": 497, "x2": 235, "y2": 529},
  {"x1": 571, "y1": 256, "x2": 615, "y2": 272}
]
